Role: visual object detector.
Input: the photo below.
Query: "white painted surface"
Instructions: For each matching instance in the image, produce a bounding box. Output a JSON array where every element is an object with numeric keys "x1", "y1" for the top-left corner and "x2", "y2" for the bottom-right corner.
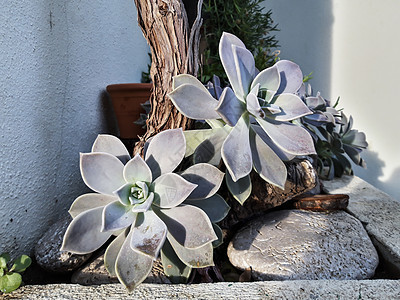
[
  {"x1": 0, "y1": 1, "x2": 149, "y2": 256},
  {"x1": 265, "y1": 0, "x2": 400, "y2": 200}
]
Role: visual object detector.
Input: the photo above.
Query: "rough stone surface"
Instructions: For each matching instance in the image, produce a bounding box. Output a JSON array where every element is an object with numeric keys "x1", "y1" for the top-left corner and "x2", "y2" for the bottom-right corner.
[
  {"x1": 227, "y1": 209, "x2": 379, "y2": 280},
  {"x1": 72, "y1": 252, "x2": 171, "y2": 285},
  {"x1": 322, "y1": 175, "x2": 400, "y2": 275},
  {"x1": 221, "y1": 159, "x2": 317, "y2": 229},
  {"x1": 4, "y1": 281, "x2": 400, "y2": 300},
  {"x1": 35, "y1": 215, "x2": 91, "y2": 273}
]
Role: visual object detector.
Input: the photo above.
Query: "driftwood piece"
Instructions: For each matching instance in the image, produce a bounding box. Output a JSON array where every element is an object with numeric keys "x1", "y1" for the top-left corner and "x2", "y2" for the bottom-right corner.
[
  {"x1": 220, "y1": 159, "x2": 318, "y2": 230},
  {"x1": 133, "y1": 0, "x2": 203, "y2": 155},
  {"x1": 289, "y1": 194, "x2": 349, "y2": 212}
]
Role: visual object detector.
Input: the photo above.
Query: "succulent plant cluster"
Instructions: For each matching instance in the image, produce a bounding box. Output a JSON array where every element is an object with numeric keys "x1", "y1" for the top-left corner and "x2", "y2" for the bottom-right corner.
[
  {"x1": 169, "y1": 32, "x2": 316, "y2": 204},
  {"x1": 62, "y1": 129, "x2": 229, "y2": 291},
  {"x1": 299, "y1": 84, "x2": 368, "y2": 179},
  {"x1": 62, "y1": 32, "x2": 367, "y2": 293}
]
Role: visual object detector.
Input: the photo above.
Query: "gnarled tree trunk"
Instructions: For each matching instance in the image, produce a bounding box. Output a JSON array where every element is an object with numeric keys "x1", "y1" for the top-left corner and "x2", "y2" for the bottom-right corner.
[{"x1": 133, "y1": 0, "x2": 203, "y2": 155}]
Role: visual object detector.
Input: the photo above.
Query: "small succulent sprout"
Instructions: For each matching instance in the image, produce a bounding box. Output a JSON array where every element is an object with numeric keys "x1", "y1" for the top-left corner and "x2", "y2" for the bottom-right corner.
[
  {"x1": 0, "y1": 253, "x2": 31, "y2": 294},
  {"x1": 61, "y1": 129, "x2": 226, "y2": 291},
  {"x1": 168, "y1": 32, "x2": 316, "y2": 204}
]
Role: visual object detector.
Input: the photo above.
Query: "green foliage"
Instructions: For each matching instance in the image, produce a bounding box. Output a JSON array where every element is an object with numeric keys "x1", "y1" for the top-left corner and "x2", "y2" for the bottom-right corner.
[
  {"x1": 0, "y1": 253, "x2": 31, "y2": 294},
  {"x1": 201, "y1": 0, "x2": 279, "y2": 83}
]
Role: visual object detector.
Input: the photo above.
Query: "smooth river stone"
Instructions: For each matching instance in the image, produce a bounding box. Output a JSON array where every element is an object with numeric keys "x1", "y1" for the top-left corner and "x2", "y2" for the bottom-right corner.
[{"x1": 227, "y1": 209, "x2": 379, "y2": 280}]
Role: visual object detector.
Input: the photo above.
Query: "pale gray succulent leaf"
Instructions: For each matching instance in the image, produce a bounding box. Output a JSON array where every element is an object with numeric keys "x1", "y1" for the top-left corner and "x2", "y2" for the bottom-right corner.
[
  {"x1": 102, "y1": 201, "x2": 137, "y2": 232},
  {"x1": 225, "y1": 172, "x2": 252, "y2": 205},
  {"x1": 115, "y1": 228, "x2": 154, "y2": 292},
  {"x1": 168, "y1": 83, "x2": 220, "y2": 120},
  {"x1": 276, "y1": 60, "x2": 303, "y2": 94},
  {"x1": 80, "y1": 152, "x2": 125, "y2": 196},
  {"x1": 215, "y1": 87, "x2": 246, "y2": 127},
  {"x1": 219, "y1": 32, "x2": 247, "y2": 98},
  {"x1": 114, "y1": 183, "x2": 133, "y2": 206},
  {"x1": 232, "y1": 44, "x2": 256, "y2": 98},
  {"x1": 160, "y1": 239, "x2": 192, "y2": 283},
  {"x1": 184, "y1": 194, "x2": 230, "y2": 223},
  {"x1": 221, "y1": 114, "x2": 253, "y2": 182},
  {"x1": 172, "y1": 74, "x2": 209, "y2": 92},
  {"x1": 343, "y1": 130, "x2": 368, "y2": 149},
  {"x1": 305, "y1": 96, "x2": 325, "y2": 110},
  {"x1": 184, "y1": 129, "x2": 217, "y2": 157},
  {"x1": 131, "y1": 192, "x2": 154, "y2": 213},
  {"x1": 104, "y1": 228, "x2": 128, "y2": 277},
  {"x1": 130, "y1": 210, "x2": 167, "y2": 259},
  {"x1": 61, "y1": 207, "x2": 112, "y2": 254},
  {"x1": 145, "y1": 128, "x2": 186, "y2": 179},
  {"x1": 193, "y1": 127, "x2": 230, "y2": 166},
  {"x1": 251, "y1": 124, "x2": 295, "y2": 161},
  {"x1": 123, "y1": 154, "x2": 152, "y2": 184},
  {"x1": 246, "y1": 87, "x2": 265, "y2": 118},
  {"x1": 91, "y1": 134, "x2": 131, "y2": 164},
  {"x1": 167, "y1": 233, "x2": 214, "y2": 268},
  {"x1": 251, "y1": 64, "x2": 280, "y2": 92},
  {"x1": 249, "y1": 128, "x2": 287, "y2": 189},
  {"x1": 256, "y1": 118, "x2": 316, "y2": 155},
  {"x1": 206, "y1": 119, "x2": 225, "y2": 129},
  {"x1": 153, "y1": 173, "x2": 197, "y2": 208},
  {"x1": 181, "y1": 163, "x2": 225, "y2": 200},
  {"x1": 69, "y1": 193, "x2": 116, "y2": 218},
  {"x1": 155, "y1": 205, "x2": 217, "y2": 249},
  {"x1": 271, "y1": 93, "x2": 312, "y2": 121}
]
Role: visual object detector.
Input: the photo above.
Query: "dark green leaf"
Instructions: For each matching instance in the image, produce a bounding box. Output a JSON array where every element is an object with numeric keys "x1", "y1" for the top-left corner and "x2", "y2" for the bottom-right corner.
[{"x1": 10, "y1": 255, "x2": 31, "y2": 273}]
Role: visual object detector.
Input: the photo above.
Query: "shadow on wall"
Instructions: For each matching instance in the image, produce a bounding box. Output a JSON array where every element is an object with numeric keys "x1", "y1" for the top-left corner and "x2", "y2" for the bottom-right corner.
[
  {"x1": 99, "y1": 90, "x2": 119, "y2": 136},
  {"x1": 265, "y1": 0, "x2": 334, "y2": 96},
  {"x1": 353, "y1": 150, "x2": 400, "y2": 200}
]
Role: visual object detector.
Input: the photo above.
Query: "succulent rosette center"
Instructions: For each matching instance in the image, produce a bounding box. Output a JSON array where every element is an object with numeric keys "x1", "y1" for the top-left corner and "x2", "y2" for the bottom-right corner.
[{"x1": 129, "y1": 181, "x2": 149, "y2": 204}]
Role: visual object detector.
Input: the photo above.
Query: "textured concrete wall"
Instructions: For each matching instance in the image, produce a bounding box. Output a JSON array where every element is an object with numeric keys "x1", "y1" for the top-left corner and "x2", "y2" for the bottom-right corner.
[
  {"x1": 265, "y1": 0, "x2": 400, "y2": 200},
  {"x1": 0, "y1": 1, "x2": 149, "y2": 256}
]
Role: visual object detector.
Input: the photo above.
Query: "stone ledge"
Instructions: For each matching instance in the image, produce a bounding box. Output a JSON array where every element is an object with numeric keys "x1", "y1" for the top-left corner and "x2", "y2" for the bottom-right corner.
[
  {"x1": 322, "y1": 176, "x2": 400, "y2": 274},
  {"x1": 4, "y1": 280, "x2": 400, "y2": 299},
  {"x1": 4, "y1": 176, "x2": 400, "y2": 299}
]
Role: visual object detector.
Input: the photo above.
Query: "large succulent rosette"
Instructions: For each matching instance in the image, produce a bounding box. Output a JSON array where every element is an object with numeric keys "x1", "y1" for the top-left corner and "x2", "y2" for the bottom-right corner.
[
  {"x1": 168, "y1": 32, "x2": 316, "y2": 203},
  {"x1": 61, "y1": 129, "x2": 228, "y2": 291}
]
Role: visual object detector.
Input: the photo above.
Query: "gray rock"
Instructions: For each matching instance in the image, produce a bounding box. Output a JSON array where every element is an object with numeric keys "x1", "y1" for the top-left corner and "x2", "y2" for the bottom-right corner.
[
  {"x1": 72, "y1": 251, "x2": 171, "y2": 285},
  {"x1": 35, "y1": 215, "x2": 91, "y2": 273},
  {"x1": 227, "y1": 209, "x2": 379, "y2": 280},
  {"x1": 323, "y1": 175, "x2": 400, "y2": 273}
]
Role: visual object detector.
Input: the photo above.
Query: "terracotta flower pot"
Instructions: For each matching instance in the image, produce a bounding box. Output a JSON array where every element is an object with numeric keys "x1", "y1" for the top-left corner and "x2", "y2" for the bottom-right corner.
[{"x1": 106, "y1": 83, "x2": 152, "y2": 139}]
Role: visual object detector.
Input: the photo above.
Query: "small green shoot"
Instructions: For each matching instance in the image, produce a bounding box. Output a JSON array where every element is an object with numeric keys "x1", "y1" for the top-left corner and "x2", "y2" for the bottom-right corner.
[{"x1": 0, "y1": 253, "x2": 31, "y2": 294}]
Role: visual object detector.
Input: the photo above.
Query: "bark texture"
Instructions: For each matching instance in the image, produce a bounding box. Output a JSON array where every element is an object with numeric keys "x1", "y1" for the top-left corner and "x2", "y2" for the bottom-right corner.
[
  {"x1": 220, "y1": 159, "x2": 318, "y2": 230},
  {"x1": 133, "y1": 0, "x2": 203, "y2": 155}
]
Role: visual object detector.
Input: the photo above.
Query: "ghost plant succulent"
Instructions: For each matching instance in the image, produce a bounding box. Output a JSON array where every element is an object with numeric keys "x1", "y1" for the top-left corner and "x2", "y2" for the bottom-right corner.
[
  {"x1": 168, "y1": 32, "x2": 316, "y2": 204},
  {"x1": 298, "y1": 84, "x2": 368, "y2": 179},
  {"x1": 61, "y1": 129, "x2": 228, "y2": 291}
]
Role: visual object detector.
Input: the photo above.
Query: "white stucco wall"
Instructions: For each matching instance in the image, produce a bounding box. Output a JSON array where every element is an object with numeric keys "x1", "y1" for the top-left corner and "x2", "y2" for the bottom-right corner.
[
  {"x1": 265, "y1": 0, "x2": 400, "y2": 200},
  {"x1": 0, "y1": 1, "x2": 149, "y2": 256}
]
